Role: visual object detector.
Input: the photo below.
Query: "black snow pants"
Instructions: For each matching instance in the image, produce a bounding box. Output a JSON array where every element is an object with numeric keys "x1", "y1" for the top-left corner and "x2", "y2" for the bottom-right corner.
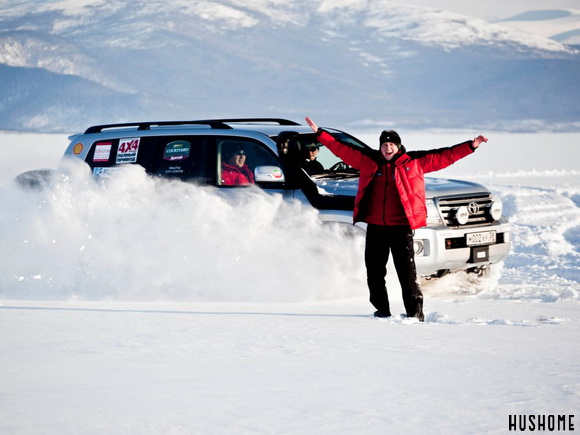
[{"x1": 365, "y1": 224, "x2": 424, "y2": 318}]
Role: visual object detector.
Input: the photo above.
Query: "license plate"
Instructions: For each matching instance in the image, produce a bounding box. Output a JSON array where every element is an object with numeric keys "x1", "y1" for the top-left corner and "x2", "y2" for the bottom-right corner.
[{"x1": 466, "y1": 231, "x2": 496, "y2": 246}]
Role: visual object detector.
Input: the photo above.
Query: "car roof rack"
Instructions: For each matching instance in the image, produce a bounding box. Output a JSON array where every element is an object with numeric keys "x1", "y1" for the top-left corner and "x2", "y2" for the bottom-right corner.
[
  {"x1": 83, "y1": 118, "x2": 301, "y2": 134},
  {"x1": 202, "y1": 118, "x2": 301, "y2": 125}
]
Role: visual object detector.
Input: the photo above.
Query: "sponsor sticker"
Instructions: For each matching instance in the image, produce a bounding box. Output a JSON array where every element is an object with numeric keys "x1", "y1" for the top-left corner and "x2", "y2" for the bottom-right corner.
[
  {"x1": 93, "y1": 167, "x2": 118, "y2": 178},
  {"x1": 164, "y1": 166, "x2": 184, "y2": 174},
  {"x1": 93, "y1": 142, "x2": 112, "y2": 162},
  {"x1": 116, "y1": 137, "x2": 140, "y2": 164},
  {"x1": 254, "y1": 165, "x2": 285, "y2": 182},
  {"x1": 73, "y1": 143, "x2": 84, "y2": 155},
  {"x1": 164, "y1": 141, "x2": 191, "y2": 161}
]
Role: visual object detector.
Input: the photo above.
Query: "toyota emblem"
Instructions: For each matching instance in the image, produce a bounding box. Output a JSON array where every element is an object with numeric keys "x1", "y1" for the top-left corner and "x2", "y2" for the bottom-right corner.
[{"x1": 467, "y1": 201, "x2": 480, "y2": 215}]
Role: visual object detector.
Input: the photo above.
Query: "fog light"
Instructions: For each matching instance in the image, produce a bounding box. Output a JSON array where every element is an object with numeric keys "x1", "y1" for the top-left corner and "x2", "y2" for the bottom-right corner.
[
  {"x1": 489, "y1": 201, "x2": 502, "y2": 221},
  {"x1": 455, "y1": 206, "x2": 469, "y2": 225},
  {"x1": 413, "y1": 239, "x2": 430, "y2": 256},
  {"x1": 413, "y1": 240, "x2": 424, "y2": 255}
]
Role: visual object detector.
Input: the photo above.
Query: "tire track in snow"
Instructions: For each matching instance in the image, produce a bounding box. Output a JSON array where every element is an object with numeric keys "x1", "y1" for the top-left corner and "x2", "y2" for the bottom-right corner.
[{"x1": 482, "y1": 178, "x2": 580, "y2": 301}]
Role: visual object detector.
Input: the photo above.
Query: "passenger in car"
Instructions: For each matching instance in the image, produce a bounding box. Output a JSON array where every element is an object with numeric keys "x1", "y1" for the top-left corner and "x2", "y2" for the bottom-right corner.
[
  {"x1": 221, "y1": 145, "x2": 255, "y2": 185},
  {"x1": 302, "y1": 143, "x2": 325, "y2": 175}
]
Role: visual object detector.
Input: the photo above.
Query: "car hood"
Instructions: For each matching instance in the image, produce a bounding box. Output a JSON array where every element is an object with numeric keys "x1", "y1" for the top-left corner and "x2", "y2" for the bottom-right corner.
[{"x1": 314, "y1": 176, "x2": 489, "y2": 199}]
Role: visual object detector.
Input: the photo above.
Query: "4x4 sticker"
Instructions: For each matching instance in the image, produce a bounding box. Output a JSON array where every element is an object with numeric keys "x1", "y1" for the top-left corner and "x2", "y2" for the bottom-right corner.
[
  {"x1": 164, "y1": 140, "x2": 191, "y2": 161},
  {"x1": 94, "y1": 142, "x2": 112, "y2": 162},
  {"x1": 116, "y1": 138, "x2": 140, "y2": 164}
]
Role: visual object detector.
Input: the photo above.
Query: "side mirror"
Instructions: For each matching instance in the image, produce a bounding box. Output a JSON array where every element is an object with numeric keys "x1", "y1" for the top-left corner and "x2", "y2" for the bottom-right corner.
[{"x1": 254, "y1": 165, "x2": 285, "y2": 183}]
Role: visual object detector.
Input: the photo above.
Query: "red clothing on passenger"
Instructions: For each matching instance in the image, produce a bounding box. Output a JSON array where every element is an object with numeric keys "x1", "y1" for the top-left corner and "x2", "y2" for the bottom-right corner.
[{"x1": 221, "y1": 163, "x2": 255, "y2": 185}]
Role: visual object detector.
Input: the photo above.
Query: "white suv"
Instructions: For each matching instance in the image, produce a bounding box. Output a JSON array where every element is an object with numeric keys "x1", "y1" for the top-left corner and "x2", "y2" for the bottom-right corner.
[{"x1": 19, "y1": 118, "x2": 510, "y2": 279}]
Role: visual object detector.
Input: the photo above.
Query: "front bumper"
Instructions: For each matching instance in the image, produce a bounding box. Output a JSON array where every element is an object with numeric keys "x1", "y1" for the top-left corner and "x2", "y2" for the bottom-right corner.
[
  {"x1": 317, "y1": 210, "x2": 511, "y2": 278},
  {"x1": 413, "y1": 222, "x2": 511, "y2": 277}
]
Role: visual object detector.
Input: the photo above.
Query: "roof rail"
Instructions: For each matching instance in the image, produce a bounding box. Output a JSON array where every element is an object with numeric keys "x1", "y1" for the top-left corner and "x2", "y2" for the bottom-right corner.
[
  {"x1": 196, "y1": 118, "x2": 301, "y2": 126},
  {"x1": 84, "y1": 120, "x2": 232, "y2": 134},
  {"x1": 83, "y1": 118, "x2": 301, "y2": 134}
]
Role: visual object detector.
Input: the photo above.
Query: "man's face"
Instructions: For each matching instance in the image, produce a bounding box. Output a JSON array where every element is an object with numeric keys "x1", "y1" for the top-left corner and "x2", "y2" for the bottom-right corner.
[
  {"x1": 380, "y1": 142, "x2": 399, "y2": 161},
  {"x1": 307, "y1": 148, "x2": 319, "y2": 161},
  {"x1": 229, "y1": 152, "x2": 246, "y2": 167}
]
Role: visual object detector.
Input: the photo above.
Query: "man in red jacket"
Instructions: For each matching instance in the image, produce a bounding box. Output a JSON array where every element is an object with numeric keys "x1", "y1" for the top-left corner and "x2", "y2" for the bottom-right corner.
[
  {"x1": 221, "y1": 146, "x2": 255, "y2": 186},
  {"x1": 305, "y1": 116, "x2": 488, "y2": 321}
]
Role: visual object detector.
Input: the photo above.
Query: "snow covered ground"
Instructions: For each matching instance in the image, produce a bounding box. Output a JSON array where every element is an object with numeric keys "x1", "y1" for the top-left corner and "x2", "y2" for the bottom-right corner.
[{"x1": 1, "y1": 130, "x2": 579, "y2": 433}]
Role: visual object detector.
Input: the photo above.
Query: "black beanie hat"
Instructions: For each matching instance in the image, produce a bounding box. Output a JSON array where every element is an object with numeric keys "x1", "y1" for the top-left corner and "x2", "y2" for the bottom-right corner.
[{"x1": 379, "y1": 130, "x2": 401, "y2": 146}]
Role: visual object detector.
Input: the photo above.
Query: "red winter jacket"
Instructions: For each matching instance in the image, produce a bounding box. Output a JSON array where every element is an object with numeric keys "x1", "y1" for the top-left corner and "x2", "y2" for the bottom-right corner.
[
  {"x1": 316, "y1": 130, "x2": 476, "y2": 229},
  {"x1": 221, "y1": 163, "x2": 255, "y2": 185}
]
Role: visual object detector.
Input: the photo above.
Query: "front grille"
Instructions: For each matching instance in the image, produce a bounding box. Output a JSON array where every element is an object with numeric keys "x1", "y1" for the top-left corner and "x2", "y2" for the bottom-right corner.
[{"x1": 436, "y1": 193, "x2": 495, "y2": 227}]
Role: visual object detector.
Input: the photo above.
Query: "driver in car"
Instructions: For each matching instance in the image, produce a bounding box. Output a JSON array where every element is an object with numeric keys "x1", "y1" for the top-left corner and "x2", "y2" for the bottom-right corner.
[{"x1": 221, "y1": 145, "x2": 255, "y2": 186}]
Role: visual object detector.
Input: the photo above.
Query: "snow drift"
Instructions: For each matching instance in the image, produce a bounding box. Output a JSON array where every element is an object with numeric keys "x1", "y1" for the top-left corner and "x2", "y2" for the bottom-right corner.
[{"x1": 0, "y1": 161, "x2": 366, "y2": 301}]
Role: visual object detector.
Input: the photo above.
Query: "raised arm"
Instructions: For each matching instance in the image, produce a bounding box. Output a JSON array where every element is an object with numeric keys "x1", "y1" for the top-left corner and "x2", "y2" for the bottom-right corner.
[
  {"x1": 304, "y1": 116, "x2": 370, "y2": 170},
  {"x1": 472, "y1": 135, "x2": 488, "y2": 148},
  {"x1": 416, "y1": 134, "x2": 487, "y2": 173},
  {"x1": 305, "y1": 116, "x2": 319, "y2": 133}
]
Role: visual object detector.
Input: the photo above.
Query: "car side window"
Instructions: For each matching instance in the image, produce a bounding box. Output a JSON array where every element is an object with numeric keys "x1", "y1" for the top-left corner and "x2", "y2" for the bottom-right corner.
[
  {"x1": 85, "y1": 136, "x2": 203, "y2": 180},
  {"x1": 216, "y1": 137, "x2": 283, "y2": 187},
  {"x1": 86, "y1": 136, "x2": 154, "y2": 177},
  {"x1": 151, "y1": 136, "x2": 204, "y2": 180}
]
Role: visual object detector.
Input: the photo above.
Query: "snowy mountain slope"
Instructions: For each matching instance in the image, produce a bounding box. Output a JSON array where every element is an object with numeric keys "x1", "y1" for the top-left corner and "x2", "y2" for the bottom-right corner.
[
  {"x1": 497, "y1": 9, "x2": 580, "y2": 45},
  {"x1": 0, "y1": 64, "x2": 148, "y2": 131},
  {"x1": 0, "y1": 0, "x2": 579, "y2": 132}
]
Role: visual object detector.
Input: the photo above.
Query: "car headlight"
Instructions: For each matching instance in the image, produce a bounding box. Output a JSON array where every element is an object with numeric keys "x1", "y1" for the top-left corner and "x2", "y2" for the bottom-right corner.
[{"x1": 426, "y1": 199, "x2": 443, "y2": 225}]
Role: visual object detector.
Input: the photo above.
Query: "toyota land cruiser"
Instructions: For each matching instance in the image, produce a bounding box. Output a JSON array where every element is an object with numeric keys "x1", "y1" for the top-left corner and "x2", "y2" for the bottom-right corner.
[{"x1": 17, "y1": 118, "x2": 510, "y2": 279}]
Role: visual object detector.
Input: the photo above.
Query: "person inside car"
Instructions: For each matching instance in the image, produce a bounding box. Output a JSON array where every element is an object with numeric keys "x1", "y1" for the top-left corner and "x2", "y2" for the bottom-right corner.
[
  {"x1": 302, "y1": 143, "x2": 325, "y2": 175},
  {"x1": 221, "y1": 145, "x2": 255, "y2": 186}
]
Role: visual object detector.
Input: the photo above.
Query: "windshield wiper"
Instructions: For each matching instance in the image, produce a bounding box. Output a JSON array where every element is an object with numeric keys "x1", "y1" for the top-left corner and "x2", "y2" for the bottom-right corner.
[{"x1": 314, "y1": 171, "x2": 359, "y2": 180}]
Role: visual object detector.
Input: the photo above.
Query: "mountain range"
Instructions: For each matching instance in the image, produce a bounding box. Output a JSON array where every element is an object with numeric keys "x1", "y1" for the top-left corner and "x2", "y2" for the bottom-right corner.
[
  {"x1": 0, "y1": 0, "x2": 579, "y2": 133},
  {"x1": 498, "y1": 8, "x2": 580, "y2": 45}
]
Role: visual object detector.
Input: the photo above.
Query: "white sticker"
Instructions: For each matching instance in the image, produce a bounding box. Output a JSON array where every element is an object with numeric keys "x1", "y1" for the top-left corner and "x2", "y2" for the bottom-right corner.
[
  {"x1": 94, "y1": 143, "x2": 112, "y2": 162},
  {"x1": 116, "y1": 138, "x2": 140, "y2": 164}
]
